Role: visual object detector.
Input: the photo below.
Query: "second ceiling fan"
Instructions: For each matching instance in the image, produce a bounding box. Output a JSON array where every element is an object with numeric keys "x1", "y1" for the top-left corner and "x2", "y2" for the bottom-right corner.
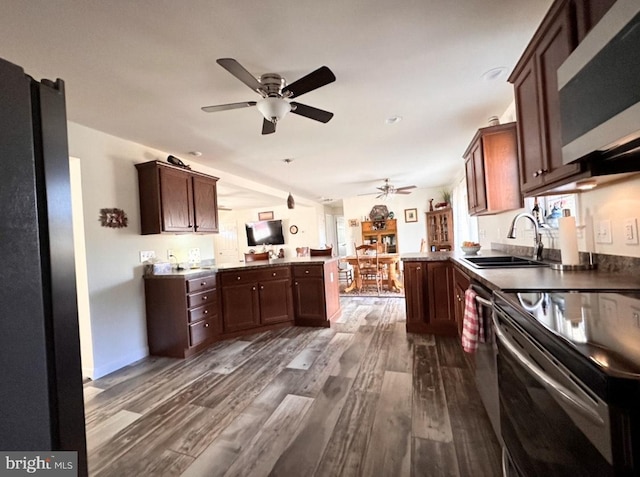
[
  {"x1": 201, "y1": 58, "x2": 336, "y2": 135},
  {"x1": 361, "y1": 179, "x2": 417, "y2": 199}
]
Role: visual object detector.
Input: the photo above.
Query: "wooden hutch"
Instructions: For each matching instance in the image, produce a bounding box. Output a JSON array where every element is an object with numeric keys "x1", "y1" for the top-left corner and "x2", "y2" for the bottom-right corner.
[
  {"x1": 361, "y1": 219, "x2": 398, "y2": 253},
  {"x1": 426, "y1": 208, "x2": 454, "y2": 251}
]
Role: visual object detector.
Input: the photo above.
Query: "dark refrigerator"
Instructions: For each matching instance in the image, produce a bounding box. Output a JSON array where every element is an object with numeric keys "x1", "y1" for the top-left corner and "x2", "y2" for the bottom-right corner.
[{"x1": 0, "y1": 57, "x2": 87, "y2": 475}]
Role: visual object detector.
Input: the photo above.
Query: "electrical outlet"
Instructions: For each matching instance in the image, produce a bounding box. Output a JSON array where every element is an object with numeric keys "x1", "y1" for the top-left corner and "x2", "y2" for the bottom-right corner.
[
  {"x1": 624, "y1": 218, "x2": 639, "y2": 245},
  {"x1": 139, "y1": 250, "x2": 156, "y2": 263},
  {"x1": 189, "y1": 247, "x2": 201, "y2": 263},
  {"x1": 596, "y1": 220, "x2": 612, "y2": 244}
]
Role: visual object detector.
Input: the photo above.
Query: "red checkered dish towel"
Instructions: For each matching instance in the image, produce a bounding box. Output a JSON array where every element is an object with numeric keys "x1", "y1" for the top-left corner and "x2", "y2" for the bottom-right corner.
[{"x1": 461, "y1": 287, "x2": 485, "y2": 353}]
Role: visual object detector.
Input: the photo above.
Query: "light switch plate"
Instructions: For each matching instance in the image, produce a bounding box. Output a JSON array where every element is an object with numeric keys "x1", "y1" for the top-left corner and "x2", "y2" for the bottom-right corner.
[
  {"x1": 140, "y1": 250, "x2": 156, "y2": 262},
  {"x1": 624, "y1": 218, "x2": 639, "y2": 245},
  {"x1": 596, "y1": 220, "x2": 612, "y2": 244}
]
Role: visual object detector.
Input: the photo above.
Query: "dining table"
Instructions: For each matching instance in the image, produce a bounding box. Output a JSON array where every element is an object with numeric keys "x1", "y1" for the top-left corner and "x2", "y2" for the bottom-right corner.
[{"x1": 341, "y1": 253, "x2": 403, "y2": 293}]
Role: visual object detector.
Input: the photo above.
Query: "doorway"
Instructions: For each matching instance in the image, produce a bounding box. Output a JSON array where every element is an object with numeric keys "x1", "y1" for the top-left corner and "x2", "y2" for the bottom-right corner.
[{"x1": 214, "y1": 221, "x2": 240, "y2": 264}]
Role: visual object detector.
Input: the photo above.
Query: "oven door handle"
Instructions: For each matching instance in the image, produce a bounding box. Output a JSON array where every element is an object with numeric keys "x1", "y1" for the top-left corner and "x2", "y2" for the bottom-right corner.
[{"x1": 491, "y1": 311, "x2": 605, "y2": 427}]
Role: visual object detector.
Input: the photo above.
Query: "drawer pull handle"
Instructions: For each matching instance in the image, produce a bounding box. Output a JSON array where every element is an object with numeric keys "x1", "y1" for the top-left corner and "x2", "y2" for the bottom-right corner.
[
  {"x1": 204, "y1": 323, "x2": 209, "y2": 328},
  {"x1": 260, "y1": 285, "x2": 264, "y2": 290},
  {"x1": 202, "y1": 296, "x2": 207, "y2": 300},
  {"x1": 204, "y1": 310, "x2": 208, "y2": 314},
  {"x1": 273, "y1": 272, "x2": 276, "y2": 276},
  {"x1": 305, "y1": 270, "x2": 310, "y2": 274},
  {"x1": 237, "y1": 276, "x2": 241, "y2": 280},
  {"x1": 201, "y1": 281, "x2": 207, "y2": 286},
  {"x1": 252, "y1": 286, "x2": 256, "y2": 291}
]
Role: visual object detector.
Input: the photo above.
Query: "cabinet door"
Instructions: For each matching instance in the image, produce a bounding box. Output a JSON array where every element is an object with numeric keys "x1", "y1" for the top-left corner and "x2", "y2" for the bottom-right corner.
[
  {"x1": 159, "y1": 166, "x2": 194, "y2": 232},
  {"x1": 464, "y1": 156, "x2": 477, "y2": 213},
  {"x1": 535, "y1": 2, "x2": 581, "y2": 186},
  {"x1": 471, "y1": 141, "x2": 487, "y2": 214},
  {"x1": 428, "y1": 262, "x2": 455, "y2": 329},
  {"x1": 221, "y1": 283, "x2": 260, "y2": 332},
  {"x1": 404, "y1": 262, "x2": 428, "y2": 331},
  {"x1": 514, "y1": 60, "x2": 546, "y2": 193},
  {"x1": 574, "y1": 0, "x2": 616, "y2": 42},
  {"x1": 193, "y1": 175, "x2": 219, "y2": 233},
  {"x1": 452, "y1": 267, "x2": 471, "y2": 337},
  {"x1": 259, "y1": 278, "x2": 292, "y2": 324},
  {"x1": 293, "y1": 276, "x2": 326, "y2": 321}
]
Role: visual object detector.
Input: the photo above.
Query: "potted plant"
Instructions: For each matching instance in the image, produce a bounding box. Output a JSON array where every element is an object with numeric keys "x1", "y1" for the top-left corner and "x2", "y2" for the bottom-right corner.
[{"x1": 434, "y1": 190, "x2": 452, "y2": 209}]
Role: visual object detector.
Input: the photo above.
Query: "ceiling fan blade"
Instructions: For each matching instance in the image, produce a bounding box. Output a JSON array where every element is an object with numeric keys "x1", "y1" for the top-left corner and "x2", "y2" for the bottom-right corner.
[
  {"x1": 201, "y1": 101, "x2": 257, "y2": 113},
  {"x1": 216, "y1": 58, "x2": 264, "y2": 94},
  {"x1": 282, "y1": 66, "x2": 336, "y2": 99},
  {"x1": 395, "y1": 185, "x2": 417, "y2": 191},
  {"x1": 262, "y1": 118, "x2": 276, "y2": 135},
  {"x1": 290, "y1": 102, "x2": 333, "y2": 123},
  {"x1": 395, "y1": 190, "x2": 413, "y2": 194}
]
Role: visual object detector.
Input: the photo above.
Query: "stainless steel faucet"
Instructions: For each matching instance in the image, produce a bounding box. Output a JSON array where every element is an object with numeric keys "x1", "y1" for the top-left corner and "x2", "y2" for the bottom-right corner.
[{"x1": 507, "y1": 212, "x2": 544, "y2": 261}]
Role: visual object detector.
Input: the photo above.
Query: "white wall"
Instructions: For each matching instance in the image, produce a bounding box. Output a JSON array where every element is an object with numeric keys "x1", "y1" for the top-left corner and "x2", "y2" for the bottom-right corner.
[{"x1": 342, "y1": 187, "x2": 444, "y2": 254}]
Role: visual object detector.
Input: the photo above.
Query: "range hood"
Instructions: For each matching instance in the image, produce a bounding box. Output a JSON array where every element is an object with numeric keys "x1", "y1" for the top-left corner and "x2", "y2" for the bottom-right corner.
[{"x1": 557, "y1": 0, "x2": 640, "y2": 167}]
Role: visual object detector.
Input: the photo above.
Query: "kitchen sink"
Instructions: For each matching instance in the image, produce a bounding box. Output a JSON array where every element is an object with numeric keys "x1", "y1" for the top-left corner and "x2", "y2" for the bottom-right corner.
[{"x1": 461, "y1": 255, "x2": 549, "y2": 269}]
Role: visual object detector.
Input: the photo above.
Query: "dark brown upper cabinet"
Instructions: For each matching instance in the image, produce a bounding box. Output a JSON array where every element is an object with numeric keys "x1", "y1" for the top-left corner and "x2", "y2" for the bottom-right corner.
[
  {"x1": 508, "y1": 0, "x2": 616, "y2": 196},
  {"x1": 136, "y1": 160, "x2": 219, "y2": 235},
  {"x1": 463, "y1": 122, "x2": 522, "y2": 216}
]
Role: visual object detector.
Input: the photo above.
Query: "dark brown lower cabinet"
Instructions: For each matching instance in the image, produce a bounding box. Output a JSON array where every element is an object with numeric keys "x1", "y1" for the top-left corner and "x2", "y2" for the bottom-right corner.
[
  {"x1": 452, "y1": 265, "x2": 471, "y2": 336},
  {"x1": 404, "y1": 260, "x2": 456, "y2": 335},
  {"x1": 219, "y1": 267, "x2": 294, "y2": 335},
  {"x1": 292, "y1": 261, "x2": 341, "y2": 327},
  {"x1": 143, "y1": 272, "x2": 220, "y2": 358}
]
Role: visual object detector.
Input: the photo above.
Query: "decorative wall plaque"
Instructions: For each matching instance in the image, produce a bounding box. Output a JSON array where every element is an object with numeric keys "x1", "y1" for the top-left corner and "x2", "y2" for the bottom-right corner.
[{"x1": 99, "y1": 208, "x2": 128, "y2": 228}]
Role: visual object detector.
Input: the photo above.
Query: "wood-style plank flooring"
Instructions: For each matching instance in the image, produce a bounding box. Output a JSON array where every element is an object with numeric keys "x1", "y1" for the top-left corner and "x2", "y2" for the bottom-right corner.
[{"x1": 84, "y1": 297, "x2": 501, "y2": 476}]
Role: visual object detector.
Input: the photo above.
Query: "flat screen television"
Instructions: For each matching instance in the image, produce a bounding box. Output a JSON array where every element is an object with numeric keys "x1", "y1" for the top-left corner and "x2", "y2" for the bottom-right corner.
[{"x1": 245, "y1": 219, "x2": 285, "y2": 246}]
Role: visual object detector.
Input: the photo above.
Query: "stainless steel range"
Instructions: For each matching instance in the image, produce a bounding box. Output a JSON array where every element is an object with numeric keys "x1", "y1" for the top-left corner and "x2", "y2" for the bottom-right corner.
[{"x1": 492, "y1": 290, "x2": 640, "y2": 476}]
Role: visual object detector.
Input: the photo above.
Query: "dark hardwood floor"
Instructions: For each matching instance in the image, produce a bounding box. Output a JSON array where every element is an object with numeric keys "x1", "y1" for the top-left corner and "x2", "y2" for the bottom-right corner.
[{"x1": 84, "y1": 297, "x2": 501, "y2": 476}]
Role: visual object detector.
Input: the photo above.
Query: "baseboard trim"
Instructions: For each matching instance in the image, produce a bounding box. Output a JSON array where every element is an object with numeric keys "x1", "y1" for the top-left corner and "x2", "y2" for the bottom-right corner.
[{"x1": 85, "y1": 346, "x2": 149, "y2": 380}]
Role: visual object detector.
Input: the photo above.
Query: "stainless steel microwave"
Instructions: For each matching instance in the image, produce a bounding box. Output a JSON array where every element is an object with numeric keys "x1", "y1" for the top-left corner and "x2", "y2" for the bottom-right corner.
[{"x1": 558, "y1": 0, "x2": 640, "y2": 165}]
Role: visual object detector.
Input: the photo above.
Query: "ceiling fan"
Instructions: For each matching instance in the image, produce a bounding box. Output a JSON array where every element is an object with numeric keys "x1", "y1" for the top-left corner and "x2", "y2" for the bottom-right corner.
[
  {"x1": 361, "y1": 179, "x2": 417, "y2": 199},
  {"x1": 201, "y1": 58, "x2": 336, "y2": 135},
  {"x1": 359, "y1": 179, "x2": 416, "y2": 199}
]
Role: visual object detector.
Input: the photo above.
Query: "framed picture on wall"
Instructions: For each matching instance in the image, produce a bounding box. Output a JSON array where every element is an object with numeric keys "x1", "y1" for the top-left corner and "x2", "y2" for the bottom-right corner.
[
  {"x1": 258, "y1": 211, "x2": 274, "y2": 221},
  {"x1": 404, "y1": 208, "x2": 418, "y2": 223}
]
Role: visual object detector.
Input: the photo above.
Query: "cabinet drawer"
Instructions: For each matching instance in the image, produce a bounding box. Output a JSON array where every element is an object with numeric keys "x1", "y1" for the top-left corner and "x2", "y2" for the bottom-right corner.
[
  {"x1": 188, "y1": 302, "x2": 218, "y2": 323},
  {"x1": 292, "y1": 265, "x2": 323, "y2": 278},
  {"x1": 254, "y1": 267, "x2": 290, "y2": 282},
  {"x1": 186, "y1": 274, "x2": 216, "y2": 293},
  {"x1": 220, "y1": 267, "x2": 290, "y2": 286},
  {"x1": 187, "y1": 289, "x2": 217, "y2": 308},
  {"x1": 189, "y1": 317, "x2": 215, "y2": 348}
]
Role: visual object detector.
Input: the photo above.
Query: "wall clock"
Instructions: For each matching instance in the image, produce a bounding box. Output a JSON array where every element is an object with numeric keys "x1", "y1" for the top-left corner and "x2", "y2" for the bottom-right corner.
[{"x1": 289, "y1": 225, "x2": 299, "y2": 234}]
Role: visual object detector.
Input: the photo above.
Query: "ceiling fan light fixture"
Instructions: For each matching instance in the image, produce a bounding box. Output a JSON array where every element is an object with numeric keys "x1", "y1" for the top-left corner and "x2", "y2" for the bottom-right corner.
[{"x1": 257, "y1": 97, "x2": 291, "y2": 123}]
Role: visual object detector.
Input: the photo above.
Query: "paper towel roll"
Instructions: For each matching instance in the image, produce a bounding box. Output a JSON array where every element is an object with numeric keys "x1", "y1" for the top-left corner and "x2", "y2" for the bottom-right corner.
[{"x1": 558, "y1": 210, "x2": 580, "y2": 265}]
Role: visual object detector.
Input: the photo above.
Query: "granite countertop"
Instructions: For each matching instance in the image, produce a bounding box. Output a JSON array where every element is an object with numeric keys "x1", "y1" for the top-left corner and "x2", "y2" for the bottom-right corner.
[
  {"x1": 145, "y1": 256, "x2": 339, "y2": 279},
  {"x1": 402, "y1": 250, "x2": 640, "y2": 292}
]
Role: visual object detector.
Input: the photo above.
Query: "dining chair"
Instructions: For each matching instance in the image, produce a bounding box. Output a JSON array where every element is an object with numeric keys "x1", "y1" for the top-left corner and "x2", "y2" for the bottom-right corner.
[
  {"x1": 354, "y1": 243, "x2": 382, "y2": 295},
  {"x1": 244, "y1": 251, "x2": 270, "y2": 262},
  {"x1": 310, "y1": 246, "x2": 332, "y2": 257},
  {"x1": 338, "y1": 259, "x2": 354, "y2": 285}
]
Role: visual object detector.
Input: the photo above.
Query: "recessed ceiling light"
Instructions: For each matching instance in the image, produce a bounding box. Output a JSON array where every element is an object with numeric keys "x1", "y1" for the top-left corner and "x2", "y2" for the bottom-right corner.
[
  {"x1": 481, "y1": 67, "x2": 507, "y2": 81},
  {"x1": 385, "y1": 116, "x2": 402, "y2": 125},
  {"x1": 189, "y1": 151, "x2": 202, "y2": 157}
]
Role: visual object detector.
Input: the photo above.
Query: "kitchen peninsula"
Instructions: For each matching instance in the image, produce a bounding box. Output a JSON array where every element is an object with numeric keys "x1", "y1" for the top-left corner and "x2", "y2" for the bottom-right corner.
[{"x1": 142, "y1": 256, "x2": 341, "y2": 358}]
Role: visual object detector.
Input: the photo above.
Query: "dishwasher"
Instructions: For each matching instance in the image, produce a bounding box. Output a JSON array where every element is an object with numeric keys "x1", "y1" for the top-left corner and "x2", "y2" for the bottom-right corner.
[
  {"x1": 493, "y1": 290, "x2": 640, "y2": 476},
  {"x1": 470, "y1": 281, "x2": 501, "y2": 445}
]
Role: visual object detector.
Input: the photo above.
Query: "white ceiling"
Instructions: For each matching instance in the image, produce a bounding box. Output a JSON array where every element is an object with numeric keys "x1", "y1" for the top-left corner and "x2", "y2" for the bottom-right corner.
[{"x1": 1, "y1": 0, "x2": 551, "y2": 209}]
